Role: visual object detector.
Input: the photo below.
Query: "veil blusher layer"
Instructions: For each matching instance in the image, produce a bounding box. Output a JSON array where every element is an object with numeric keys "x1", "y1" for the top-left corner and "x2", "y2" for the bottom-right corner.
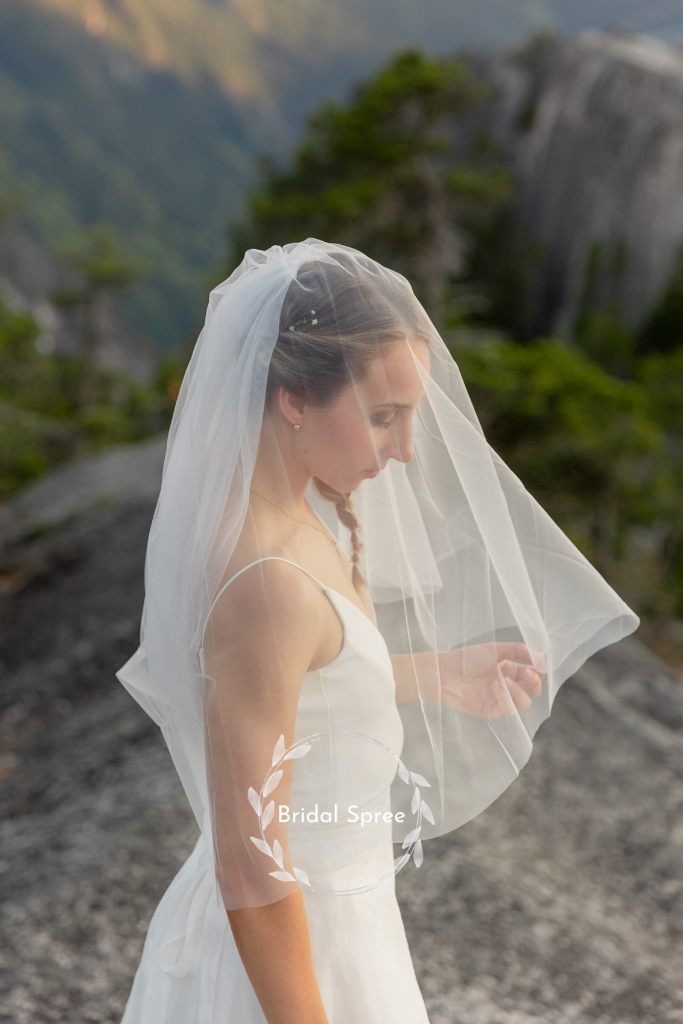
[{"x1": 118, "y1": 238, "x2": 639, "y2": 917}]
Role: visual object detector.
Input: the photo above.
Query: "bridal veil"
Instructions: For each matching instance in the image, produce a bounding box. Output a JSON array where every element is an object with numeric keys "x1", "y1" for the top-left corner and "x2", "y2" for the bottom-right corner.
[{"x1": 117, "y1": 238, "x2": 638, "y2": 914}]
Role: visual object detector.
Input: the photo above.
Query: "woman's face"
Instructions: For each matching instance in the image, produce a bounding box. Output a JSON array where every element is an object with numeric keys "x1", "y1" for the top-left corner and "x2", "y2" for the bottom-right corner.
[{"x1": 294, "y1": 339, "x2": 430, "y2": 494}]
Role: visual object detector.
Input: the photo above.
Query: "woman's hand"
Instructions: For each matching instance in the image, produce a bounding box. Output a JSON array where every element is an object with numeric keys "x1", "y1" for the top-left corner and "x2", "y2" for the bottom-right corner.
[{"x1": 438, "y1": 643, "x2": 546, "y2": 719}]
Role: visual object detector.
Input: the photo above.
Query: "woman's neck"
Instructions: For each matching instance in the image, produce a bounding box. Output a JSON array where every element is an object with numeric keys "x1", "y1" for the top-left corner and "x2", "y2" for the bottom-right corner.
[{"x1": 250, "y1": 411, "x2": 310, "y2": 513}]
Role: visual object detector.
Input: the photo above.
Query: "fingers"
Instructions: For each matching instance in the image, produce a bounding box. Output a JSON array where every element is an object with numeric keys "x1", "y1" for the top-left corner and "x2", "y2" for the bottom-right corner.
[
  {"x1": 532, "y1": 653, "x2": 547, "y2": 676},
  {"x1": 498, "y1": 659, "x2": 543, "y2": 699},
  {"x1": 494, "y1": 643, "x2": 547, "y2": 676},
  {"x1": 503, "y1": 675, "x2": 532, "y2": 711},
  {"x1": 486, "y1": 674, "x2": 532, "y2": 718}
]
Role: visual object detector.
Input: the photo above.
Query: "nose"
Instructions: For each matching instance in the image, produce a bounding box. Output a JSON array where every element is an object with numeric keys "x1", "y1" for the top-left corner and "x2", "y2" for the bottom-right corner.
[{"x1": 381, "y1": 422, "x2": 413, "y2": 464}]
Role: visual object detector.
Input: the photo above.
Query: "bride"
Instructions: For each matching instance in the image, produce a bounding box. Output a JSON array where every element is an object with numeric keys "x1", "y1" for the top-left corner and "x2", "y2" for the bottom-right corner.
[{"x1": 116, "y1": 240, "x2": 638, "y2": 1023}]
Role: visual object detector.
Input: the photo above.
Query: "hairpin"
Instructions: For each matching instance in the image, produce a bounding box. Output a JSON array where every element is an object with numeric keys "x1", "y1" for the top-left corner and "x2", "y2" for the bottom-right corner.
[{"x1": 288, "y1": 310, "x2": 318, "y2": 331}]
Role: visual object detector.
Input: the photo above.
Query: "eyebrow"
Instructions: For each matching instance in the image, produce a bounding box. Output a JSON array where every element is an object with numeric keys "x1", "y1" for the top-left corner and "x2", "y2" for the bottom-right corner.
[{"x1": 372, "y1": 402, "x2": 413, "y2": 410}]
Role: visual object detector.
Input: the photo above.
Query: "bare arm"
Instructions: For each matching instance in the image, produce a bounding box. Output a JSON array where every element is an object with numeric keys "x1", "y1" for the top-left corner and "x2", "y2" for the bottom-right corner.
[
  {"x1": 203, "y1": 561, "x2": 332, "y2": 1024},
  {"x1": 391, "y1": 650, "x2": 440, "y2": 704},
  {"x1": 227, "y1": 890, "x2": 327, "y2": 1024},
  {"x1": 391, "y1": 644, "x2": 545, "y2": 716}
]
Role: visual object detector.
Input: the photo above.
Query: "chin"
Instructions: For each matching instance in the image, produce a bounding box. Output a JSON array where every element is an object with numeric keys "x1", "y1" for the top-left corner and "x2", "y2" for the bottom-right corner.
[
  {"x1": 315, "y1": 471, "x2": 369, "y2": 494},
  {"x1": 350, "y1": 474, "x2": 375, "y2": 491},
  {"x1": 335, "y1": 480, "x2": 362, "y2": 494}
]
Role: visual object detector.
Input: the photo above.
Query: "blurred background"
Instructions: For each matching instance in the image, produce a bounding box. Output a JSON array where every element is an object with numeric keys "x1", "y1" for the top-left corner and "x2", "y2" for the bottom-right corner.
[{"x1": 3, "y1": 3, "x2": 683, "y2": 1023}]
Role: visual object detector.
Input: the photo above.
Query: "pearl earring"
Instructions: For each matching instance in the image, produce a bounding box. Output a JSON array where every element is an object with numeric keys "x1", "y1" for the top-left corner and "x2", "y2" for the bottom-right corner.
[{"x1": 293, "y1": 424, "x2": 301, "y2": 430}]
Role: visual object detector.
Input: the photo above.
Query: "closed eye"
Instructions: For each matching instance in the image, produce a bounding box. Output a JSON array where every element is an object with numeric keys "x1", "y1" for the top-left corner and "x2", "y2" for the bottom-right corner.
[{"x1": 373, "y1": 417, "x2": 397, "y2": 429}]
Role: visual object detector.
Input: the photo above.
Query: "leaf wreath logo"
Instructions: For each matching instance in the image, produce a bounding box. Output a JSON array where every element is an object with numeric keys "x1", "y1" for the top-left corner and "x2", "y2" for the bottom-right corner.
[{"x1": 247, "y1": 730, "x2": 434, "y2": 901}]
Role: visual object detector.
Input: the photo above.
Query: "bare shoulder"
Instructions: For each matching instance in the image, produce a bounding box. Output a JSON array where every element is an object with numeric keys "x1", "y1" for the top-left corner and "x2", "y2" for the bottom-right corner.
[{"x1": 205, "y1": 557, "x2": 324, "y2": 658}]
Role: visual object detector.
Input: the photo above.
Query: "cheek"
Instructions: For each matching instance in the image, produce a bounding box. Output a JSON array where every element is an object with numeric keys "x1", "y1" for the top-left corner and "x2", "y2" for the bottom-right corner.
[{"x1": 316, "y1": 408, "x2": 375, "y2": 464}]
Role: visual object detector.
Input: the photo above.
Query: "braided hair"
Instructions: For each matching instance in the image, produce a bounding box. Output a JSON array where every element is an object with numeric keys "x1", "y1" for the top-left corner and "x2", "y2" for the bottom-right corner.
[
  {"x1": 311, "y1": 476, "x2": 365, "y2": 593},
  {"x1": 266, "y1": 257, "x2": 431, "y2": 594}
]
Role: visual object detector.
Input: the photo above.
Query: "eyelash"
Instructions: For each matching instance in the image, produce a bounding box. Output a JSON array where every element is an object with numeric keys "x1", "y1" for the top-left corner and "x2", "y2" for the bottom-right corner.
[{"x1": 373, "y1": 417, "x2": 397, "y2": 430}]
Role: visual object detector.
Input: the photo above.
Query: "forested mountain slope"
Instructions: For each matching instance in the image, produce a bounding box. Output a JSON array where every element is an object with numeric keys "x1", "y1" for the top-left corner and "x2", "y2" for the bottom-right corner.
[
  {"x1": 24, "y1": 0, "x2": 683, "y2": 104},
  {"x1": 3, "y1": 0, "x2": 683, "y2": 345},
  {"x1": 0, "y1": 0, "x2": 525, "y2": 347},
  {"x1": 0, "y1": 2, "x2": 254, "y2": 344}
]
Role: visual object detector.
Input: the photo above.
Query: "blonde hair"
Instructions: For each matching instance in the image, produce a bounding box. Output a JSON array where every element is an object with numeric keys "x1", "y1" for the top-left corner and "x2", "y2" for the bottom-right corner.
[{"x1": 266, "y1": 258, "x2": 431, "y2": 593}]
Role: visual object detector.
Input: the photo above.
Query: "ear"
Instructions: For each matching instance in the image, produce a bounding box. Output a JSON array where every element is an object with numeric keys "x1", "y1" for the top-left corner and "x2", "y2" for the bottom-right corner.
[{"x1": 278, "y1": 386, "x2": 307, "y2": 427}]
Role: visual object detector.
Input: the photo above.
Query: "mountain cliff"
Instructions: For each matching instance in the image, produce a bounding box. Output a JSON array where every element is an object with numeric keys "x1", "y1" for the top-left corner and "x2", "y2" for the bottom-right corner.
[{"x1": 478, "y1": 31, "x2": 683, "y2": 336}]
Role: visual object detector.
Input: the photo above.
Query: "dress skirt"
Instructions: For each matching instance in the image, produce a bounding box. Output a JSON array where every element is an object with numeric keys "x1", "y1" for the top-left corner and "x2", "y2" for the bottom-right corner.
[{"x1": 120, "y1": 830, "x2": 430, "y2": 1024}]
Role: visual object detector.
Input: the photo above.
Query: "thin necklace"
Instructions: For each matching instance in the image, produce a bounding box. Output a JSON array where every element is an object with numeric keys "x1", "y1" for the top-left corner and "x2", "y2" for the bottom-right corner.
[{"x1": 249, "y1": 489, "x2": 341, "y2": 549}]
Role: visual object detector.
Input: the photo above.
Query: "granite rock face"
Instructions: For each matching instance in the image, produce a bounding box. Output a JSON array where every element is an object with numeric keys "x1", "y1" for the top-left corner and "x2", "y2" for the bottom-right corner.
[
  {"x1": 1, "y1": 441, "x2": 683, "y2": 1022},
  {"x1": 481, "y1": 31, "x2": 683, "y2": 336}
]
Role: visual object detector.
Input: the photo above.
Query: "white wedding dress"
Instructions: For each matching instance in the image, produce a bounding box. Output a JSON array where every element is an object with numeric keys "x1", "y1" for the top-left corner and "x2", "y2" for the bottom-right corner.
[{"x1": 117, "y1": 557, "x2": 431, "y2": 1024}]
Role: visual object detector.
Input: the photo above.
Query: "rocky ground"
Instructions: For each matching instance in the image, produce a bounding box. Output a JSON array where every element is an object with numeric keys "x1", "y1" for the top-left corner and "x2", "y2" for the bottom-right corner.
[{"x1": 1, "y1": 439, "x2": 683, "y2": 1023}]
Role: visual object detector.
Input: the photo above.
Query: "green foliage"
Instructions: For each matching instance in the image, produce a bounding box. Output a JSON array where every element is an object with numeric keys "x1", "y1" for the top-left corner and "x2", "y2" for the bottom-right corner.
[
  {"x1": 635, "y1": 348, "x2": 683, "y2": 618},
  {"x1": 0, "y1": 302, "x2": 78, "y2": 421},
  {"x1": 569, "y1": 238, "x2": 683, "y2": 370},
  {"x1": 0, "y1": 3, "x2": 253, "y2": 346},
  {"x1": 455, "y1": 338, "x2": 665, "y2": 559},
  {"x1": 52, "y1": 225, "x2": 147, "y2": 407},
  {"x1": 0, "y1": 402, "x2": 79, "y2": 498},
  {"x1": 0, "y1": 302, "x2": 81, "y2": 496},
  {"x1": 639, "y1": 347, "x2": 683, "y2": 434},
  {"x1": 460, "y1": 207, "x2": 544, "y2": 341},
  {"x1": 0, "y1": 295, "x2": 182, "y2": 497},
  {"x1": 444, "y1": 162, "x2": 513, "y2": 213},
  {"x1": 57, "y1": 226, "x2": 145, "y2": 295},
  {"x1": 573, "y1": 240, "x2": 635, "y2": 375},
  {"x1": 637, "y1": 248, "x2": 683, "y2": 356},
  {"x1": 452, "y1": 336, "x2": 683, "y2": 620},
  {"x1": 230, "y1": 50, "x2": 511, "y2": 324}
]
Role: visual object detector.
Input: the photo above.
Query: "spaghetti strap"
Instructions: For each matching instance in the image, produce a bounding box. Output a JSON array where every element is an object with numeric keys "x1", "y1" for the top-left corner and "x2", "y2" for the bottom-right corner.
[{"x1": 201, "y1": 556, "x2": 326, "y2": 645}]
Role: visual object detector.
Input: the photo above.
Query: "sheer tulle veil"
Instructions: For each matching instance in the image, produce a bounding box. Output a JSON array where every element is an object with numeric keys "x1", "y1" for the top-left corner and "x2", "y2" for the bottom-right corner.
[{"x1": 118, "y1": 238, "x2": 638, "y2": 911}]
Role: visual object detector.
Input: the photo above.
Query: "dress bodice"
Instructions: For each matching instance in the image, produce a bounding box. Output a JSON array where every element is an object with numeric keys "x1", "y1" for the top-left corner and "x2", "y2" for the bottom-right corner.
[
  {"x1": 294, "y1": 584, "x2": 403, "y2": 751},
  {"x1": 202, "y1": 555, "x2": 402, "y2": 750},
  {"x1": 291, "y1": 582, "x2": 405, "y2": 840},
  {"x1": 202, "y1": 557, "x2": 405, "y2": 837}
]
